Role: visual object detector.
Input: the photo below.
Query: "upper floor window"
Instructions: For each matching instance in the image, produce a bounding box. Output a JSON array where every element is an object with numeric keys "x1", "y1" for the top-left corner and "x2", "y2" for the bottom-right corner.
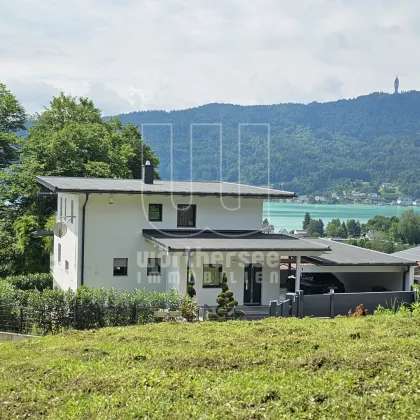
[
  {"x1": 113, "y1": 258, "x2": 128, "y2": 276},
  {"x1": 59, "y1": 197, "x2": 63, "y2": 218},
  {"x1": 177, "y1": 204, "x2": 196, "y2": 228},
  {"x1": 149, "y1": 204, "x2": 162, "y2": 222}
]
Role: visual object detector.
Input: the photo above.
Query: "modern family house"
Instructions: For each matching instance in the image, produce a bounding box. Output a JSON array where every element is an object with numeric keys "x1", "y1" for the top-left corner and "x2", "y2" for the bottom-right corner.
[{"x1": 36, "y1": 163, "x2": 417, "y2": 307}]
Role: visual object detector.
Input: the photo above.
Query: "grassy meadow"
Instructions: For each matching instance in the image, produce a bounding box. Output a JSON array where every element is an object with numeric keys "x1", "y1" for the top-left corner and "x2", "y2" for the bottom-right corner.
[{"x1": 1, "y1": 316, "x2": 420, "y2": 419}]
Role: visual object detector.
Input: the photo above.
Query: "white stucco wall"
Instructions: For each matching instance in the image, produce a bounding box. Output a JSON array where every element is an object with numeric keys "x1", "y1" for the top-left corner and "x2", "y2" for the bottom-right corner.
[
  {"x1": 190, "y1": 251, "x2": 281, "y2": 306},
  {"x1": 52, "y1": 193, "x2": 80, "y2": 291},
  {"x1": 53, "y1": 192, "x2": 265, "y2": 294}
]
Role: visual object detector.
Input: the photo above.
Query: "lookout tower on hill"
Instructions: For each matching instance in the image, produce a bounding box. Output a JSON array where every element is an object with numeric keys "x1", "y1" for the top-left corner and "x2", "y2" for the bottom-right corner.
[{"x1": 394, "y1": 75, "x2": 399, "y2": 94}]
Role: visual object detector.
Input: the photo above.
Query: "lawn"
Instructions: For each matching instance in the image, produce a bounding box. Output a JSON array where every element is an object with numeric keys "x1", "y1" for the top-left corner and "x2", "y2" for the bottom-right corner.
[{"x1": 1, "y1": 316, "x2": 420, "y2": 419}]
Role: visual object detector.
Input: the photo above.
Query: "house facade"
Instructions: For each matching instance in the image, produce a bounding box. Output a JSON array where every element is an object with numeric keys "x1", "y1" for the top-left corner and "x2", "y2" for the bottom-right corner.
[
  {"x1": 37, "y1": 167, "x2": 416, "y2": 307},
  {"x1": 37, "y1": 168, "x2": 332, "y2": 306}
]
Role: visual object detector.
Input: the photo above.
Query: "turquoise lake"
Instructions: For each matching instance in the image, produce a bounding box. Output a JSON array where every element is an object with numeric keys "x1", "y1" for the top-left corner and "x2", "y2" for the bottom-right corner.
[{"x1": 262, "y1": 202, "x2": 420, "y2": 232}]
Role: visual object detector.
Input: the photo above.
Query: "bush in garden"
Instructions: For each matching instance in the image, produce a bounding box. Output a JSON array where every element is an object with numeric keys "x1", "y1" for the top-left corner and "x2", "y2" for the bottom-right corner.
[
  {"x1": 0, "y1": 282, "x2": 184, "y2": 334},
  {"x1": 179, "y1": 295, "x2": 198, "y2": 322},
  {"x1": 187, "y1": 270, "x2": 196, "y2": 298},
  {"x1": 208, "y1": 273, "x2": 244, "y2": 321},
  {"x1": 0, "y1": 280, "x2": 21, "y2": 332},
  {"x1": 2, "y1": 273, "x2": 53, "y2": 291}
]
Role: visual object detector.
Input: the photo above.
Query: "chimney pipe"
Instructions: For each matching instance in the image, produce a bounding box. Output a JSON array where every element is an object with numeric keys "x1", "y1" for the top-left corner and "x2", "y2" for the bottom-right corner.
[{"x1": 142, "y1": 160, "x2": 154, "y2": 184}]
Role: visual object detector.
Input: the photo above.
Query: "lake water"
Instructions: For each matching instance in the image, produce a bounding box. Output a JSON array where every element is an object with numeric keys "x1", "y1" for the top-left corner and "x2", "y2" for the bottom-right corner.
[{"x1": 262, "y1": 202, "x2": 420, "y2": 232}]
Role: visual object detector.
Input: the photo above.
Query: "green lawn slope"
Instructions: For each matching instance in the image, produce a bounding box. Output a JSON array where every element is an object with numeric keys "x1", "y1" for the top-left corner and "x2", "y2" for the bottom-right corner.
[{"x1": 1, "y1": 316, "x2": 420, "y2": 419}]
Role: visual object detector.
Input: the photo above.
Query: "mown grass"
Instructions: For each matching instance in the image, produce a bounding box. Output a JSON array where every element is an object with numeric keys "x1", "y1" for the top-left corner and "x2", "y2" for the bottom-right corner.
[{"x1": 1, "y1": 316, "x2": 420, "y2": 419}]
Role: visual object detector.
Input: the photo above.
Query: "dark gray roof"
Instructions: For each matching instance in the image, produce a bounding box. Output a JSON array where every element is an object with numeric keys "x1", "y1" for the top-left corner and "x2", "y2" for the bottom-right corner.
[
  {"x1": 36, "y1": 176, "x2": 296, "y2": 199},
  {"x1": 143, "y1": 230, "x2": 331, "y2": 252},
  {"x1": 305, "y1": 239, "x2": 417, "y2": 266},
  {"x1": 391, "y1": 246, "x2": 420, "y2": 262}
]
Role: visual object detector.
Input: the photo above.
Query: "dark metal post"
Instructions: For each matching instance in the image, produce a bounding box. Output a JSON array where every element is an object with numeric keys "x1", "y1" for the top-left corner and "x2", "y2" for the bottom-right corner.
[
  {"x1": 269, "y1": 300, "x2": 277, "y2": 317},
  {"x1": 329, "y1": 289, "x2": 335, "y2": 318},
  {"x1": 298, "y1": 290, "x2": 304, "y2": 319}
]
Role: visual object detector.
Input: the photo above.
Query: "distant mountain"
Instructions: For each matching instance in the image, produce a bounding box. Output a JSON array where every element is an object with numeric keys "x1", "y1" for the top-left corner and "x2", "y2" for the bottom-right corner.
[{"x1": 114, "y1": 91, "x2": 420, "y2": 196}]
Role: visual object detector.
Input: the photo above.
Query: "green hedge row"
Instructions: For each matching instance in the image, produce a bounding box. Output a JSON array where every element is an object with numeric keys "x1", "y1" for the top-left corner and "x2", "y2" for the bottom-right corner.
[
  {"x1": 1, "y1": 273, "x2": 53, "y2": 291},
  {"x1": 0, "y1": 281, "x2": 186, "y2": 335}
]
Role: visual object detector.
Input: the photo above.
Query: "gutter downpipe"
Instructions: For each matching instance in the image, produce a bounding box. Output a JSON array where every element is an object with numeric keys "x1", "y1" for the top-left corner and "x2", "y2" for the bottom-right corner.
[{"x1": 81, "y1": 193, "x2": 90, "y2": 287}]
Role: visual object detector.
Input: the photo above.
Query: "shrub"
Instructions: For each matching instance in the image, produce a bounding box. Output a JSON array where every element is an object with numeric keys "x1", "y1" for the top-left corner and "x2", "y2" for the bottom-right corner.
[
  {"x1": 209, "y1": 273, "x2": 243, "y2": 321},
  {"x1": 180, "y1": 295, "x2": 198, "y2": 322},
  {"x1": 2, "y1": 273, "x2": 53, "y2": 291},
  {"x1": 187, "y1": 270, "x2": 196, "y2": 298},
  {"x1": 0, "y1": 282, "x2": 184, "y2": 334}
]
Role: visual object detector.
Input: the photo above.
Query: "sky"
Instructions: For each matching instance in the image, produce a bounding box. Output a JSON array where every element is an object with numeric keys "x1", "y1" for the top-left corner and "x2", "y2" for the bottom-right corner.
[{"x1": 1, "y1": 0, "x2": 419, "y2": 115}]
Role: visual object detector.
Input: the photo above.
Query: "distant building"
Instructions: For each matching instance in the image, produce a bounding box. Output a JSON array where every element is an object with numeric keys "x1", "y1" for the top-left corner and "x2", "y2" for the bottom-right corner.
[
  {"x1": 413, "y1": 199, "x2": 420, "y2": 207},
  {"x1": 397, "y1": 196, "x2": 413, "y2": 206},
  {"x1": 278, "y1": 228, "x2": 289, "y2": 236},
  {"x1": 394, "y1": 75, "x2": 399, "y2": 94},
  {"x1": 293, "y1": 230, "x2": 309, "y2": 238},
  {"x1": 381, "y1": 183, "x2": 393, "y2": 189},
  {"x1": 368, "y1": 193, "x2": 379, "y2": 199}
]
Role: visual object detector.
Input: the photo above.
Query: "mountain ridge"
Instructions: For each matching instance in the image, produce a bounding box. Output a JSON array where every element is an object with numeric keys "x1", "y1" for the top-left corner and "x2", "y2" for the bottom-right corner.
[{"x1": 112, "y1": 91, "x2": 420, "y2": 196}]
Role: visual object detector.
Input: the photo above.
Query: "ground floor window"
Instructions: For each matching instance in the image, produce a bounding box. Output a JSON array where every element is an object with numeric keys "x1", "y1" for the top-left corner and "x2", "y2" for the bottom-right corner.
[
  {"x1": 147, "y1": 258, "x2": 161, "y2": 276},
  {"x1": 203, "y1": 264, "x2": 222, "y2": 288},
  {"x1": 113, "y1": 258, "x2": 128, "y2": 276}
]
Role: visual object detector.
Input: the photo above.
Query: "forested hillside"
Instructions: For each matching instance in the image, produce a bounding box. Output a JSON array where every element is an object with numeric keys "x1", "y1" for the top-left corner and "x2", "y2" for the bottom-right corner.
[{"x1": 116, "y1": 91, "x2": 420, "y2": 196}]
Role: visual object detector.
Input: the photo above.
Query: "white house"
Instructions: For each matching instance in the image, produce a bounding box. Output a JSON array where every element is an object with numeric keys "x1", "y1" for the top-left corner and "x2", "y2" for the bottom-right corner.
[
  {"x1": 397, "y1": 196, "x2": 413, "y2": 206},
  {"x1": 36, "y1": 165, "x2": 334, "y2": 306},
  {"x1": 36, "y1": 165, "x2": 416, "y2": 307}
]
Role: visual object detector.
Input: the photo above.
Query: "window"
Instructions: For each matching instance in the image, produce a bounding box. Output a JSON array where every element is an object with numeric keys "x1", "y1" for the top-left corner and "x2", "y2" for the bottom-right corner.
[
  {"x1": 64, "y1": 198, "x2": 67, "y2": 219},
  {"x1": 203, "y1": 264, "x2": 222, "y2": 288},
  {"x1": 147, "y1": 258, "x2": 161, "y2": 276},
  {"x1": 65, "y1": 260, "x2": 69, "y2": 271},
  {"x1": 70, "y1": 200, "x2": 74, "y2": 224},
  {"x1": 113, "y1": 258, "x2": 128, "y2": 276},
  {"x1": 177, "y1": 204, "x2": 196, "y2": 227},
  {"x1": 60, "y1": 197, "x2": 63, "y2": 218},
  {"x1": 148, "y1": 204, "x2": 162, "y2": 221},
  {"x1": 58, "y1": 243, "x2": 62, "y2": 264}
]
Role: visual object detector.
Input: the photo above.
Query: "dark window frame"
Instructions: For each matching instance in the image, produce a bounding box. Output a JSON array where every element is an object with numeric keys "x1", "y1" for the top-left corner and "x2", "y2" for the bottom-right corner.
[
  {"x1": 177, "y1": 204, "x2": 196, "y2": 228},
  {"x1": 202, "y1": 264, "x2": 223, "y2": 288},
  {"x1": 147, "y1": 258, "x2": 161, "y2": 276},
  {"x1": 148, "y1": 204, "x2": 163, "y2": 222},
  {"x1": 113, "y1": 258, "x2": 128, "y2": 276}
]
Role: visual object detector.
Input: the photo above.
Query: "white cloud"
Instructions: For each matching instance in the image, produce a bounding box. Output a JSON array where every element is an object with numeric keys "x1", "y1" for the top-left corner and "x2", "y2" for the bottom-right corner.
[{"x1": 0, "y1": 0, "x2": 419, "y2": 114}]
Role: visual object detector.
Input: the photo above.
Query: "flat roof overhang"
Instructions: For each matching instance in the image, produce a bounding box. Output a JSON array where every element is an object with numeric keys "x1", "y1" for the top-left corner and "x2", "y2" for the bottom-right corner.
[
  {"x1": 143, "y1": 230, "x2": 331, "y2": 255},
  {"x1": 303, "y1": 239, "x2": 418, "y2": 267}
]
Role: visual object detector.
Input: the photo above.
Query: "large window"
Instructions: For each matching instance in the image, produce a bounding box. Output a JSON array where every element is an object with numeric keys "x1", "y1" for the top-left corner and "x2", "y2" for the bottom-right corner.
[
  {"x1": 148, "y1": 204, "x2": 162, "y2": 221},
  {"x1": 203, "y1": 264, "x2": 222, "y2": 288},
  {"x1": 113, "y1": 258, "x2": 128, "y2": 276},
  {"x1": 177, "y1": 204, "x2": 196, "y2": 228},
  {"x1": 147, "y1": 258, "x2": 161, "y2": 276}
]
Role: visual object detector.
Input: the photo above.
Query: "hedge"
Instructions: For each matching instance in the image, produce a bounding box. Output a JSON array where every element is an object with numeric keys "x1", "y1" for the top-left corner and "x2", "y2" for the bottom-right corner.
[
  {"x1": 1, "y1": 273, "x2": 53, "y2": 291},
  {"x1": 0, "y1": 281, "x2": 188, "y2": 335}
]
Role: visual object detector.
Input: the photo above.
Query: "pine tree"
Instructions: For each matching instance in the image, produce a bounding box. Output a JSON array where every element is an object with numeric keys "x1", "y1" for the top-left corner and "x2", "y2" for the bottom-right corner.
[{"x1": 303, "y1": 212, "x2": 311, "y2": 230}]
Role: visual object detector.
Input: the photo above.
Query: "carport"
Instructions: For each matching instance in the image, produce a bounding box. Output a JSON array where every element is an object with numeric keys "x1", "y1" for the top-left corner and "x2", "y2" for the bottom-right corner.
[{"x1": 299, "y1": 239, "x2": 417, "y2": 292}]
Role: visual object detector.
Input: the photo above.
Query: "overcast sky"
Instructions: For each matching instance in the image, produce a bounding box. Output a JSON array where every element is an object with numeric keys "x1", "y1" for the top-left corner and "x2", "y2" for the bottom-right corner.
[{"x1": 1, "y1": 0, "x2": 419, "y2": 115}]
